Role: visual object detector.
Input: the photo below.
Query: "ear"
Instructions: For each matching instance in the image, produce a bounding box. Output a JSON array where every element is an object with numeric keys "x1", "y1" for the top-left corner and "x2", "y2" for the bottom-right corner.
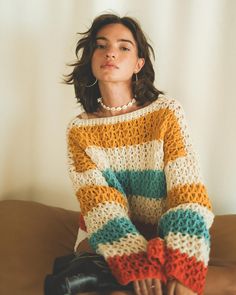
[{"x1": 134, "y1": 58, "x2": 145, "y2": 74}]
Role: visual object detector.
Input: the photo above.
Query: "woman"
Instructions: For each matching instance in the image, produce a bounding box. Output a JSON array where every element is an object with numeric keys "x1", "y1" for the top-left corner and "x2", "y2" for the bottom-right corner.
[{"x1": 65, "y1": 13, "x2": 213, "y2": 295}]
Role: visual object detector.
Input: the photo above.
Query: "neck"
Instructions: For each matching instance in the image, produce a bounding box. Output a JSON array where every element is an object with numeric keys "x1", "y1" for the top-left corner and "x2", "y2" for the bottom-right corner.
[
  {"x1": 99, "y1": 81, "x2": 134, "y2": 106},
  {"x1": 98, "y1": 81, "x2": 136, "y2": 116}
]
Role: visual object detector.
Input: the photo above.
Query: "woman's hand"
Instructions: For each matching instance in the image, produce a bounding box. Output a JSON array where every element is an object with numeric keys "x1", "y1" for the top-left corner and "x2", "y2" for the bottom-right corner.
[
  {"x1": 166, "y1": 280, "x2": 197, "y2": 295},
  {"x1": 133, "y1": 278, "x2": 163, "y2": 295}
]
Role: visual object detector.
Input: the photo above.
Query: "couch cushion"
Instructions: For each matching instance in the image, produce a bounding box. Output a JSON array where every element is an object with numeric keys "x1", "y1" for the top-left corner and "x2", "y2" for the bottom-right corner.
[
  {"x1": 0, "y1": 200, "x2": 79, "y2": 295},
  {"x1": 210, "y1": 214, "x2": 236, "y2": 264}
]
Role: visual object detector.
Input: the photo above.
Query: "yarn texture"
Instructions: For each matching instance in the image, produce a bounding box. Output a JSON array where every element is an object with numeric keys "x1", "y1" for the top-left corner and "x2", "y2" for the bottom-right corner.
[{"x1": 67, "y1": 96, "x2": 214, "y2": 295}]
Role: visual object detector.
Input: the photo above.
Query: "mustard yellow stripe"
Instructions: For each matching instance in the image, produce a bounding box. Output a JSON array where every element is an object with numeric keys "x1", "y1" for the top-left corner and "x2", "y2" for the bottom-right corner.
[
  {"x1": 68, "y1": 109, "x2": 167, "y2": 149},
  {"x1": 163, "y1": 110, "x2": 187, "y2": 165},
  {"x1": 69, "y1": 108, "x2": 187, "y2": 165},
  {"x1": 68, "y1": 102, "x2": 190, "y2": 171},
  {"x1": 166, "y1": 183, "x2": 212, "y2": 210},
  {"x1": 67, "y1": 131, "x2": 96, "y2": 172},
  {"x1": 76, "y1": 185, "x2": 128, "y2": 216}
]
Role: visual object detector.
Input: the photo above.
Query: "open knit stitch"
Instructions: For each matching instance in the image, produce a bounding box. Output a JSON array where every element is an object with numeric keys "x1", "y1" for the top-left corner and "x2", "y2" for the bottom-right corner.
[{"x1": 67, "y1": 96, "x2": 214, "y2": 295}]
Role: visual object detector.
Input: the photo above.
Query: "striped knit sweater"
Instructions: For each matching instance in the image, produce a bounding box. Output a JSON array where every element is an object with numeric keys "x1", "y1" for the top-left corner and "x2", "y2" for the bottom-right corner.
[{"x1": 67, "y1": 96, "x2": 214, "y2": 295}]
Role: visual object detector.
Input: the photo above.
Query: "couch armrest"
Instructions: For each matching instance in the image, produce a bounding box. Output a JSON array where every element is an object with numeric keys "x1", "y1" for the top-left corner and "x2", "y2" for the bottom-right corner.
[{"x1": 0, "y1": 200, "x2": 79, "y2": 295}]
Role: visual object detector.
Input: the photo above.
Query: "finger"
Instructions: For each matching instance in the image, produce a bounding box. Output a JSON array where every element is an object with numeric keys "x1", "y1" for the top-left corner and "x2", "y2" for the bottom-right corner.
[
  {"x1": 133, "y1": 280, "x2": 142, "y2": 295},
  {"x1": 145, "y1": 278, "x2": 155, "y2": 295},
  {"x1": 139, "y1": 279, "x2": 149, "y2": 295},
  {"x1": 166, "y1": 280, "x2": 176, "y2": 295},
  {"x1": 153, "y1": 278, "x2": 163, "y2": 295}
]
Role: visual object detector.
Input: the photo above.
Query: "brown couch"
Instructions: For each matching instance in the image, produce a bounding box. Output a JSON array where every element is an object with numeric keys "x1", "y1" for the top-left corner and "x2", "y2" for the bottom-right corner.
[{"x1": 0, "y1": 200, "x2": 235, "y2": 295}]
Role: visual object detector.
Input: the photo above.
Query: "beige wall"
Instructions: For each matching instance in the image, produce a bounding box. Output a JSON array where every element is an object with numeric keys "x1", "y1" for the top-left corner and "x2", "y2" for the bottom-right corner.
[{"x1": 1, "y1": 0, "x2": 236, "y2": 214}]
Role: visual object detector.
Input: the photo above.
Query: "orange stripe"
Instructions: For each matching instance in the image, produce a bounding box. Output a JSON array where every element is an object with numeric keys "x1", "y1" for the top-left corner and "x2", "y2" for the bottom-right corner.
[
  {"x1": 107, "y1": 251, "x2": 166, "y2": 285},
  {"x1": 68, "y1": 109, "x2": 167, "y2": 149},
  {"x1": 76, "y1": 185, "x2": 128, "y2": 216},
  {"x1": 166, "y1": 183, "x2": 212, "y2": 210},
  {"x1": 165, "y1": 247, "x2": 207, "y2": 295}
]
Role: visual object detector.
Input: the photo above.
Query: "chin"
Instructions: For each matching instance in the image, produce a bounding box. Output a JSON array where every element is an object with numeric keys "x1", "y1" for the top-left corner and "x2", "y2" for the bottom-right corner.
[{"x1": 99, "y1": 75, "x2": 130, "y2": 83}]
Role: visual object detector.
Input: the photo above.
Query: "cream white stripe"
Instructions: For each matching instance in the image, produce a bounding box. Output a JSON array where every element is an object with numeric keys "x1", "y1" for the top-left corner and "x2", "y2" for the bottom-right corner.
[
  {"x1": 97, "y1": 233, "x2": 147, "y2": 258},
  {"x1": 165, "y1": 231, "x2": 210, "y2": 266},
  {"x1": 68, "y1": 95, "x2": 168, "y2": 127},
  {"x1": 165, "y1": 155, "x2": 203, "y2": 191},
  {"x1": 165, "y1": 99, "x2": 196, "y2": 156},
  {"x1": 74, "y1": 228, "x2": 88, "y2": 252},
  {"x1": 161, "y1": 203, "x2": 214, "y2": 229},
  {"x1": 85, "y1": 140, "x2": 164, "y2": 171},
  {"x1": 129, "y1": 195, "x2": 166, "y2": 225},
  {"x1": 84, "y1": 201, "x2": 129, "y2": 235},
  {"x1": 68, "y1": 158, "x2": 108, "y2": 192}
]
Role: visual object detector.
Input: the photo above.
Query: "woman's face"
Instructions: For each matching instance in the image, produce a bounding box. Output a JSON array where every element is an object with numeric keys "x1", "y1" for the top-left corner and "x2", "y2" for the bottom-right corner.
[{"x1": 91, "y1": 23, "x2": 145, "y2": 84}]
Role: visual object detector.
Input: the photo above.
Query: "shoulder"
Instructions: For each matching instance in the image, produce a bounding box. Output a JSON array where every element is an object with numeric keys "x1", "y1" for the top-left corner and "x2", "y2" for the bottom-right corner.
[
  {"x1": 67, "y1": 111, "x2": 99, "y2": 129},
  {"x1": 77, "y1": 112, "x2": 100, "y2": 119},
  {"x1": 156, "y1": 96, "x2": 186, "y2": 117},
  {"x1": 153, "y1": 97, "x2": 189, "y2": 129},
  {"x1": 156, "y1": 96, "x2": 184, "y2": 110},
  {"x1": 77, "y1": 112, "x2": 87, "y2": 119}
]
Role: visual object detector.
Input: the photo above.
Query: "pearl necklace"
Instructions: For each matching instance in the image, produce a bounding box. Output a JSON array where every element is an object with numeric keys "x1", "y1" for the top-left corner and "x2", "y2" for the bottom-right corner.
[{"x1": 97, "y1": 97, "x2": 137, "y2": 111}]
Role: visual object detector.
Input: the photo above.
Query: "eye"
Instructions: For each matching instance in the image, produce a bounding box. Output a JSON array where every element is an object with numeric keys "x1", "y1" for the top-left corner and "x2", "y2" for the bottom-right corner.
[
  {"x1": 120, "y1": 46, "x2": 130, "y2": 51},
  {"x1": 95, "y1": 44, "x2": 106, "y2": 49}
]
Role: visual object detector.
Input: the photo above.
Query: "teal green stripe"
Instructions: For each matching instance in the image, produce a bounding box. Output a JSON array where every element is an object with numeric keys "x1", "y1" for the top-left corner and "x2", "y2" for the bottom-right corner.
[
  {"x1": 159, "y1": 209, "x2": 210, "y2": 243},
  {"x1": 89, "y1": 217, "x2": 139, "y2": 251},
  {"x1": 102, "y1": 169, "x2": 126, "y2": 196},
  {"x1": 102, "y1": 169, "x2": 167, "y2": 199}
]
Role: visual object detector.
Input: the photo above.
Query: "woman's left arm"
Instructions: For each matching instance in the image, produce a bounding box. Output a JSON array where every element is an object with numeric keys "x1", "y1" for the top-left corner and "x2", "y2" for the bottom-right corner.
[{"x1": 151, "y1": 99, "x2": 214, "y2": 295}]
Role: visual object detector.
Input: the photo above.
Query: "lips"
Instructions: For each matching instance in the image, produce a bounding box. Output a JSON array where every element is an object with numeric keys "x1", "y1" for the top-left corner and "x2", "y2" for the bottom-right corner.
[{"x1": 101, "y1": 63, "x2": 118, "y2": 69}]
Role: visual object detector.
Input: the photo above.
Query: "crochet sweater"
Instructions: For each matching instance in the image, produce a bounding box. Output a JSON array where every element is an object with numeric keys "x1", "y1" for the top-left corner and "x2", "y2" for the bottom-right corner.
[{"x1": 67, "y1": 96, "x2": 214, "y2": 295}]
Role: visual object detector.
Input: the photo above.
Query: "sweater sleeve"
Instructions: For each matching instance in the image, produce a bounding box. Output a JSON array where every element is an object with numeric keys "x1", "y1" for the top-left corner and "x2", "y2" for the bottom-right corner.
[
  {"x1": 155, "y1": 100, "x2": 214, "y2": 294},
  {"x1": 66, "y1": 122, "x2": 166, "y2": 285}
]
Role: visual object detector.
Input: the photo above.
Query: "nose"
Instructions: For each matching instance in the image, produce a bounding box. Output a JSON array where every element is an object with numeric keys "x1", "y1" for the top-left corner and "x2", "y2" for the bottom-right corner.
[
  {"x1": 105, "y1": 47, "x2": 116, "y2": 59},
  {"x1": 105, "y1": 52, "x2": 115, "y2": 59}
]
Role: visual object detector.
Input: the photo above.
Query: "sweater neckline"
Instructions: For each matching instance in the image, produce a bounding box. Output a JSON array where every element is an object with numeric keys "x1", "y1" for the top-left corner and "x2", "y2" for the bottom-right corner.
[{"x1": 73, "y1": 96, "x2": 166, "y2": 126}]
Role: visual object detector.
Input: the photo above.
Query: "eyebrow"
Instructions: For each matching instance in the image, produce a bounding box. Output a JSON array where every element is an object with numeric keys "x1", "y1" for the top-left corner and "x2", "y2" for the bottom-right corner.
[{"x1": 95, "y1": 36, "x2": 135, "y2": 46}]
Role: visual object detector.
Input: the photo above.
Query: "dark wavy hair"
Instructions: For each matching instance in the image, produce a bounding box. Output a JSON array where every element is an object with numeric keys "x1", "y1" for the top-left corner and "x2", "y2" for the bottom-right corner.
[{"x1": 63, "y1": 13, "x2": 164, "y2": 113}]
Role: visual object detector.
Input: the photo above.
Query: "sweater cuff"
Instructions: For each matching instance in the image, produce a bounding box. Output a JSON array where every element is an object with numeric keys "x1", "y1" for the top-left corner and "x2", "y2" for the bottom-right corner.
[
  {"x1": 107, "y1": 251, "x2": 166, "y2": 285},
  {"x1": 147, "y1": 237, "x2": 166, "y2": 266},
  {"x1": 165, "y1": 247, "x2": 208, "y2": 295}
]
